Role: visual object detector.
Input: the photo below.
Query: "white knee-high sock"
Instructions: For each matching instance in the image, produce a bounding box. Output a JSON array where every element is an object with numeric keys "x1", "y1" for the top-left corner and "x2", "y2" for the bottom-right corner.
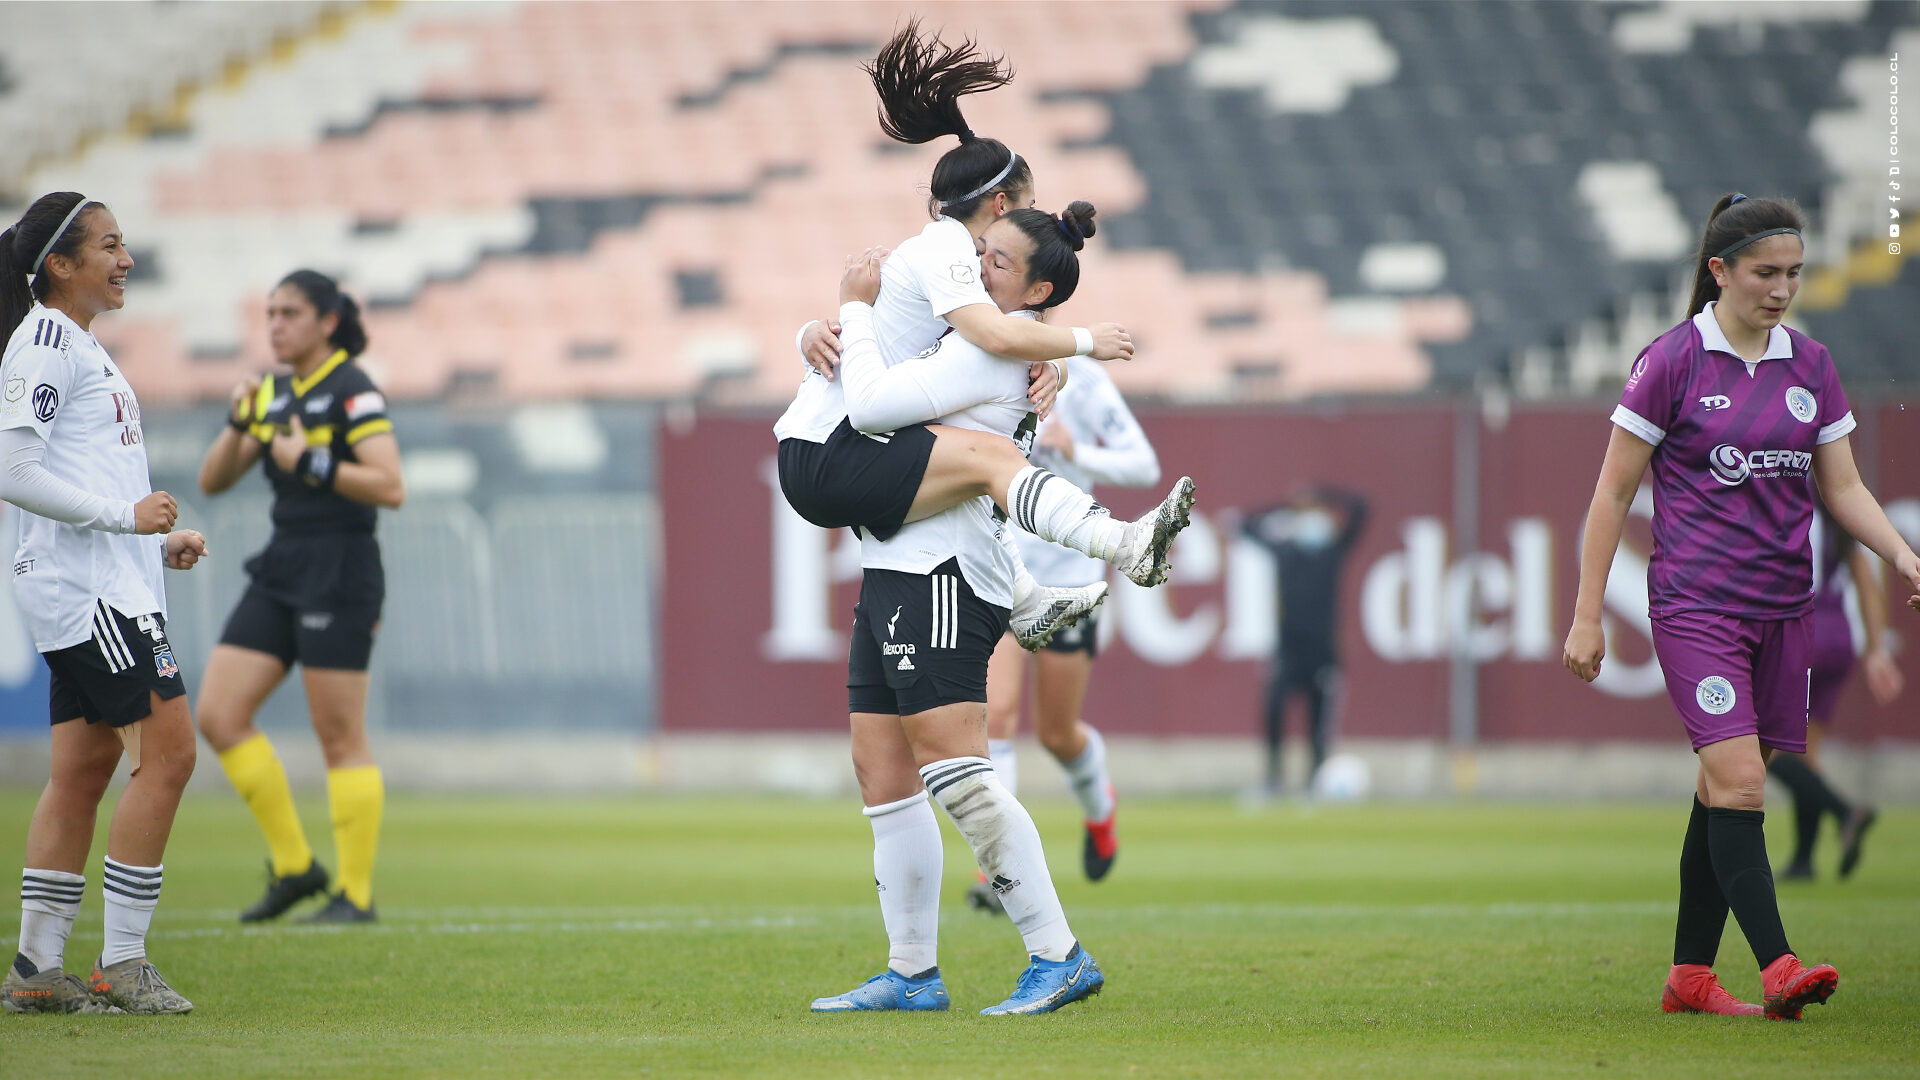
[
  {"x1": 1005, "y1": 466, "x2": 1123, "y2": 562},
  {"x1": 988, "y1": 738, "x2": 1019, "y2": 797},
  {"x1": 919, "y1": 757, "x2": 1075, "y2": 962},
  {"x1": 17, "y1": 869, "x2": 84, "y2": 974},
  {"x1": 865, "y1": 792, "x2": 942, "y2": 977},
  {"x1": 101, "y1": 858, "x2": 161, "y2": 968},
  {"x1": 1061, "y1": 725, "x2": 1115, "y2": 823}
]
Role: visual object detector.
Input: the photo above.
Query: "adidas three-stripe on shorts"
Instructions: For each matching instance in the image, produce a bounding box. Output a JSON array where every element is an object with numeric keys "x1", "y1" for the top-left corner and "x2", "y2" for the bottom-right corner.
[
  {"x1": 45, "y1": 601, "x2": 185, "y2": 727},
  {"x1": 848, "y1": 557, "x2": 1011, "y2": 717}
]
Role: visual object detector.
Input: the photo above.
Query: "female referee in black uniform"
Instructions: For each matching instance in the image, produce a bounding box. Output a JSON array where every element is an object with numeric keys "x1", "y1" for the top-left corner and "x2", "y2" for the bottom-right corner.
[{"x1": 196, "y1": 270, "x2": 404, "y2": 924}]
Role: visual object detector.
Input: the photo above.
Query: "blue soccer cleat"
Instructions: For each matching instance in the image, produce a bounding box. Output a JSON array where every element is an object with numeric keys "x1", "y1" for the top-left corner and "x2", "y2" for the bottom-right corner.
[
  {"x1": 809, "y1": 968, "x2": 950, "y2": 1012},
  {"x1": 979, "y1": 943, "x2": 1104, "y2": 1015}
]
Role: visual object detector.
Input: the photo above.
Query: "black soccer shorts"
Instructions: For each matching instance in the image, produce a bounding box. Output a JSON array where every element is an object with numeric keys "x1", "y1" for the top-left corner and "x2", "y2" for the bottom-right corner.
[
  {"x1": 848, "y1": 558, "x2": 1011, "y2": 717},
  {"x1": 46, "y1": 602, "x2": 186, "y2": 727},
  {"x1": 219, "y1": 533, "x2": 384, "y2": 671},
  {"x1": 778, "y1": 419, "x2": 938, "y2": 542}
]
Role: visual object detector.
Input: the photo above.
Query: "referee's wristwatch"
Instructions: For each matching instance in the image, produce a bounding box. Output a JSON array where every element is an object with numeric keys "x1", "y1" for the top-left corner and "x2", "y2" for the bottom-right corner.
[{"x1": 296, "y1": 446, "x2": 337, "y2": 489}]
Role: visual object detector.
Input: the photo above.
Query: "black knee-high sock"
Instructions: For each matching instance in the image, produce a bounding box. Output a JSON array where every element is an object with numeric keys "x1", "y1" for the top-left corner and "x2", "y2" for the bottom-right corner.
[
  {"x1": 1262, "y1": 669, "x2": 1286, "y2": 789},
  {"x1": 1673, "y1": 797, "x2": 1729, "y2": 966},
  {"x1": 1707, "y1": 807, "x2": 1792, "y2": 969},
  {"x1": 1767, "y1": 755, "x2": 1849, "y2": 866}
]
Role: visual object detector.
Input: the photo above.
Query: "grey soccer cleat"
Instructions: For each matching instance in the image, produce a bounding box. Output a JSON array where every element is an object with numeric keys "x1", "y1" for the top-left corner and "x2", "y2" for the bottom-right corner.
[
  {"x1": 1113, "y1": 477, "x2": 1196, "y2": 587},
  {"x1": 88, "y1": 956, "x2": 193, "y2": 1015},
  {"x1": 3, "y1": 963, "x2": 116, "y2": 1014},
  {"x1": 1009, "y1": 581, "x2": 1107, "y2": 651}
]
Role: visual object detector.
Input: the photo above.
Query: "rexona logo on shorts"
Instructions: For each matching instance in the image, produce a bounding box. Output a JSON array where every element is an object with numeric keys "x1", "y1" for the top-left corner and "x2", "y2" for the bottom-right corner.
[
  {"x1": 1695, "y1": 676, "x2": 1736, "y2": 716},
  {"x1": 1707, "y1": 444, "x2": 1812, "y2": 487}
]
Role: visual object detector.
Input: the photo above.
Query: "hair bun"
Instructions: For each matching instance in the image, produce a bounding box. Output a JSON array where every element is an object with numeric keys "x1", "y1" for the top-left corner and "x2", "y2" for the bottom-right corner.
[{"x1": 1057, "y1": 200, "x2": 1097, "y2": 250}]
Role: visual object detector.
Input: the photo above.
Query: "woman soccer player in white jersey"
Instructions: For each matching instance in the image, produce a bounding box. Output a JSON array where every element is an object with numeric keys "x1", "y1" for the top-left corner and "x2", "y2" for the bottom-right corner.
[
  {"x1": 968, "y1": 351, "x2": 1160, "y2": 912},
  {"x1": 810, "y1": 205, "x2": 1110, "y2": 1016},
  {"x1": 196, "y1": 270, "x2": 403, "y2": 925},
  {"x1": 776, "y1": 23, "x2": 1195, "y2": 646},
  {"x1": 1563, "y1": 193, "x2": 1920, "y2": 1021},
  {"x1": 0, "y1": 193, "x2": 205, "y2": 1015}
]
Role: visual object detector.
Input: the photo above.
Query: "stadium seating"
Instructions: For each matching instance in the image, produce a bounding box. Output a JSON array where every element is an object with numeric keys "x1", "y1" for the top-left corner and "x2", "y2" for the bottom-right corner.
[
  {"x1": 0, "y1": 3, "x2": 337, "y2": 199},
  {"x1": 8, "y1": 1, "x2": 1917, "y2": 405}
]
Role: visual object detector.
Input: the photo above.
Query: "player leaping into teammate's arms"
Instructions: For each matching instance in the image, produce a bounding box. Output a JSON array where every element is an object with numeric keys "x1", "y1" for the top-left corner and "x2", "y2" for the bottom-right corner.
[
  {"x1": 1564, "y1": 192, "x2": 1920, "y2": 1021},
  {"x1": 0, "y1": 193, "x2": 205, "y2": 1015},
  {"x1": 776, "y1": 21, "x2": 1194, "y2": 650},
  {"x1": 810, "y1": 206, "x2": 1109, "y2": 1016}
]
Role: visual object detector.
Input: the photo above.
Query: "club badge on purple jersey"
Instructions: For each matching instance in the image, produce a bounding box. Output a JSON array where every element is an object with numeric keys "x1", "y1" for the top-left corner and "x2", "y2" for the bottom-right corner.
[{"x1": 1611, "y1": 305, "x2": 1855, "y2": 622}]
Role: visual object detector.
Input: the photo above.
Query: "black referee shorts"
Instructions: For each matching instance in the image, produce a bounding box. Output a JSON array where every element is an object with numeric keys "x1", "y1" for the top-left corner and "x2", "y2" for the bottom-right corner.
[
  {"x1": 46, "y1": 601, "x2": 186, "y2": 728},
  {"x1": 848, "y1": 558, "x2": 1011, "y2": 717},
  {"x1": 220, "y1": 533, "x2": 385, "y2": 671},
  {"x1": 778, "y1": 419, "x2": 937, "y2": 542}
]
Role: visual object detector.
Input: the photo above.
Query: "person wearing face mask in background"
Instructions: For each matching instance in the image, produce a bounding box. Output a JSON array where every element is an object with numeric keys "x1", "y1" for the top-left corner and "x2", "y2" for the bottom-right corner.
[{"x1": 1236, "y1": 486, "x2": 1369, "y2": 798}]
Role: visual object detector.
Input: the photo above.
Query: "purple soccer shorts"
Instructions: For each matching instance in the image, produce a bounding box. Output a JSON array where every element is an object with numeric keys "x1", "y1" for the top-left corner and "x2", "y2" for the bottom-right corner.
[{"x1": 1650, "y1": 610, "x2": 1811, "y2": 753}]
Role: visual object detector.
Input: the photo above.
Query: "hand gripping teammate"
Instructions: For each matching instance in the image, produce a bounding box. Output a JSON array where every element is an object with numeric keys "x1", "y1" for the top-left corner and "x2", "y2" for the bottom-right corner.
[
  {"x1": 1563, "y1": 193, "x2": 1920, "y2": 1021},
  {"x1": 196, "y1": 270, "x2": 404, "y2": 924},
  {"x1": 968, "y1": 346, "x2": 1163, "y2": 913},
  {"x1": 0, "y1": 193, "x2": 203, "y2": 1015},
  {"x1": 809, "y1": 206, "x2": 1108, "y2": 1016},
  {"x1": 774, "y1": 22, "x2": 1196, "y2": 649}
]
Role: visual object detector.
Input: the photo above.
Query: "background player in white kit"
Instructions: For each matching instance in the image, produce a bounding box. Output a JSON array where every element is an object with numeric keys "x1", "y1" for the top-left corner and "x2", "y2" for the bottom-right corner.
[
  {"x1": 0, "y1": 193, "x2": 206, "y2": 1015},
  {"x1": 811, "y1": 206, "x2": 1109, "y2": 1016},
  {"x1": 973, "y1": 351, "x2": 1161, "y2": 912}
]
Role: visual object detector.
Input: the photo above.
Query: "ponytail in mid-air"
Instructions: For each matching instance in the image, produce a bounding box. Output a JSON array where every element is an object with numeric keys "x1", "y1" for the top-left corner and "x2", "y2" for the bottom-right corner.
[{"x1": 866, "y1": 19, "x2": 1033, "y2": 221}]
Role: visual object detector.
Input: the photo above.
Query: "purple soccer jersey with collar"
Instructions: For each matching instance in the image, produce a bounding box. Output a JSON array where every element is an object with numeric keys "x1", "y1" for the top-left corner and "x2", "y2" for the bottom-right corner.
[{"x1": 1611, "y1": 312, "x2": 1855, "y2": 621}]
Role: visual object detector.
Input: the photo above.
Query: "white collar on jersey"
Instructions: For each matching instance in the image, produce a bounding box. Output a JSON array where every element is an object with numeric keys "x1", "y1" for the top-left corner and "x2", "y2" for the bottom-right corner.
[{"x1": 1692, "y1": 302, "x2": 1793, "y2": 364}]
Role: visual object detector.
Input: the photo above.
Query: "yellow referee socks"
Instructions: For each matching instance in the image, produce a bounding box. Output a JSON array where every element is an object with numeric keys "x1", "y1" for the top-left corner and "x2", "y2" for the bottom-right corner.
[
  {"x1": 216, "y1": 733, "x2": 314, "y2": 878},
  {"x1": 326, "y1": 765, "x2": 384, "y2": 910}
]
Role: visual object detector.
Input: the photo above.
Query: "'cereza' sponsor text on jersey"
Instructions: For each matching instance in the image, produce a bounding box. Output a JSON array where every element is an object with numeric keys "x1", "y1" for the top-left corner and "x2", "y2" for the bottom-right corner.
[{"x1": 1611, "y1": 304, "x2": 1854, "y2": 620}]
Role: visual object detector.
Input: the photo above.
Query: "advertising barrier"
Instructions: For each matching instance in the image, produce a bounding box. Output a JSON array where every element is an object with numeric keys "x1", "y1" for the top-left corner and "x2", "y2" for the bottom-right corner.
[{"x1": 664, "y1": 401, "x2": 1919, "y2": 742}]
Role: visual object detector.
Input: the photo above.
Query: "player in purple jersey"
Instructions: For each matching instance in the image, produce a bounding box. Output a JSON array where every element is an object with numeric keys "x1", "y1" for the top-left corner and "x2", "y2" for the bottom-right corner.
[
  {"x1": 1766, "y1": 502, "x2": 1902, "y2": 881},
  {"x1": 1564, "y1": 193, "x2": 1920, "y2": 1021}
]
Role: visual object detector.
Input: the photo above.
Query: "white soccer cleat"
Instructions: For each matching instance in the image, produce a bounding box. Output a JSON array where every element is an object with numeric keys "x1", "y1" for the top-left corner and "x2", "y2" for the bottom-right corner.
[
  {"x1": 1009, "y1": 582, "x2": 1107, "y2": 651},
  {"x1": 1113, "y1": 476, "x2": 1196, "y2": 587}
]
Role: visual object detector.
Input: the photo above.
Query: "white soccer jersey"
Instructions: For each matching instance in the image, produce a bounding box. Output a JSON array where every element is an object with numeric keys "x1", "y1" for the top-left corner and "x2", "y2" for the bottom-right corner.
[
  {"x1": 1, "y1": 304, "x2": 164, "y2": 652},
  {"x1": 773, "y1": 216, "x2": 995, "y2": 443},
  {"x1": 1015, "y1": 355, "x2": 1161, "y2": 588},
  {"x1": 841, "y1": 301, "x2": 1033, "y2": 608}
]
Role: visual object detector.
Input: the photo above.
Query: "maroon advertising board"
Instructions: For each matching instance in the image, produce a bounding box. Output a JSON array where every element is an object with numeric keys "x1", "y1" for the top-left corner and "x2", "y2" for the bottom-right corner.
[{"x1": 660, "y1": 403, "x2": 1918, "y2": 743}]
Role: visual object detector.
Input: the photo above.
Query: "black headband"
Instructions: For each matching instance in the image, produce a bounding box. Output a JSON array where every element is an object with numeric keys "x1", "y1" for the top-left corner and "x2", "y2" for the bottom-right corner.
[{"x1": 1716, "y1": 227, "x2": 1800, "y2": 260}]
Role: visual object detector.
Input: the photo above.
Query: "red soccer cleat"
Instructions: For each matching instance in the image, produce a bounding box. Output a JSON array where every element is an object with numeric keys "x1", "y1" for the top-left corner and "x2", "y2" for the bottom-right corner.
[
  {"x1": 1083, "y1": 803, "x2": 1118, "y2": 882},
  {"x1": 1761, "y1": 954, "x2": 1838, "y2": 1020},
  {"x1": 1662, "y1": 964, "x2": 1763, "y2": 1016}
]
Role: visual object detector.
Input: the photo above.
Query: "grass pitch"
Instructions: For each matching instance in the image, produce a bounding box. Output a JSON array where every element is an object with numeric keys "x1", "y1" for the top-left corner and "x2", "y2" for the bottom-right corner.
[{"x1": 0, "y1": 791, "x2": 1915, "y2": 1078}]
